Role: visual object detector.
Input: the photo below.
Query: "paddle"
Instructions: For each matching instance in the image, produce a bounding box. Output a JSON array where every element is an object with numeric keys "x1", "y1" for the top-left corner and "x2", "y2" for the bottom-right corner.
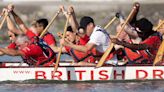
[
  {"x1": 104, "y1": 16, "x2": 117, "y2": 30},
  {"x1": 153, "y1": 40, "x2": 164, "y2": 65},
  {"x1": 154, "y1": 20, "x2": 164, "y2": 31},
  {"x1": 129, "y1": 2, "x2": 140, "y2": 25},
  {"x1": 96, "y1": 6, "x2": 138, "y2": 68},
  {"x1": 54, "y1": 15, "x2": 71, "y2": 73},
  {"x1": 153, "y1": 21, "x2": 164, "y2": 66},
  {"x1": 39, "y1": 10, "x2": 61, "y2": 38}
]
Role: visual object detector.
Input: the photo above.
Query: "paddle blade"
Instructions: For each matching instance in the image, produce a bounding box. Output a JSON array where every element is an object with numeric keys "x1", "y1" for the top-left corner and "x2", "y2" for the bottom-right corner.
[{"x1": 153, "y1": 40, "x2": 164, "y2": 65}]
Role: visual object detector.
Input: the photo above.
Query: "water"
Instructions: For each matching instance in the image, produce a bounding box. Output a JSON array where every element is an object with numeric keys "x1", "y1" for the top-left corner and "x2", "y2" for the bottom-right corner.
[
  {"x1": 0, "y1": 53, "x2": 164, "y2": 92},
  {"x1": 0, "y1": 81, "x2": 164, "y2": 92}
]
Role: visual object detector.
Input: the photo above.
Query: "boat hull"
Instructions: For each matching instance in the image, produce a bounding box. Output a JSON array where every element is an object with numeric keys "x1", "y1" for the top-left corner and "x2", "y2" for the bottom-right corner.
[{"x1": 0, "y1": 64, "x2": 164, "y2": 81}]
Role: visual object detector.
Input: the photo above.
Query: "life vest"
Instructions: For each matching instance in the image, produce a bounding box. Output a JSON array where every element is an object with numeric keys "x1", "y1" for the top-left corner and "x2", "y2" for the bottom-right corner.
[
  {"x1": 67, "y1": 34, "x2": 91, "y2": 62},
  {"x1": 21, "y1": 43, "x2": 55, "y2": 67},
  {"x1": 124, "y1": 32, "x2": 162, "y2": 64},
  {"x1": 22, "y1": 33, "x2": 56, "y2": 67},
  {"x1": 124, "y1": 48, "x2": 150, "y2": 64},
  {"x1": 36, "y1": 39, "x2": 56, "y2": 66},
  {"x1": 79, "y1": 35, "x2": 90, "y2": 45},
  {"x1": 68, "y1": 47, "x2": 116, "y2": 63},
  {"x1": 22, "y1": 56, "x2": 37, "y2": 66},
  {"x1": 69, "y1": 48, "x2": 100, "y2": 63}
]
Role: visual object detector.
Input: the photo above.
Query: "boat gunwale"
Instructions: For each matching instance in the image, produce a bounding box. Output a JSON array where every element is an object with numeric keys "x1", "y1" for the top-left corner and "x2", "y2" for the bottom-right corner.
[
  {"x1": 0, "y1": 61, "x2": 164, "y2": 68},
  {"x1": 0, "y1": 64, "x2": 164, "y2": 68}
]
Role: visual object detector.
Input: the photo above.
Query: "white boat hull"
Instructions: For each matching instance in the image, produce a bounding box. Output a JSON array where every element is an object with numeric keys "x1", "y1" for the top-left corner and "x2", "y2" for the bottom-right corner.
[{"x1": 0, "y1": 63, "x2": 164, "y2": 81}]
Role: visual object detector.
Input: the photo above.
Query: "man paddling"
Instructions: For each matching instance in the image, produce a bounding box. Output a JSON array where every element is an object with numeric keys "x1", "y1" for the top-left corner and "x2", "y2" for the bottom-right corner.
[
  {"x1": 111, "y1": 18, "x2": 162, "y2": 64},
  {"x1": 52, "y1": 6, "x2": 99, "y2": 64},
  {"x1": 58, "y1": 5, "x2": 90, "y2": 45},
  {"x1": 0, "y1": 35, "x2": 53, "y2": 66},
  {"x1": 60, "y1": 16, "x2": 117, "y2": 66},
  {"x1": 6, "y1": 5, "x2": 57, "y2": 66}
]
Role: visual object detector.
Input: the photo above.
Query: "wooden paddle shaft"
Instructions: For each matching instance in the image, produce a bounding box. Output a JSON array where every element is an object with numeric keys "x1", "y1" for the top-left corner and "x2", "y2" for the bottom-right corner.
[
  {"x1": 153, "y1": 40, "x2": 164, "y2": 65},
  {"x1": 39, "y1": 10, "x2": 61, "y2": 38},
  {"x1": 104, "y1": 16, "x2": 117, "y2": 30},
  {"x1": 128, "y1": 2, "x2": 140, "y2": 24},
  {"x1": 54, "y1": 45, "x2": 63, "y2": 72},
  {"x1": 154, "y1": 21, "x2": 164, "y2": 31},
  {"x1": 96, "y1": 6, "x2": 137, "y2": 68},
  {"x1": 54, "y1": 15, "x2": 71, "y2": 73},
  {"x1": 116, "y1": 7, "x2": 137, "y2": 37}
]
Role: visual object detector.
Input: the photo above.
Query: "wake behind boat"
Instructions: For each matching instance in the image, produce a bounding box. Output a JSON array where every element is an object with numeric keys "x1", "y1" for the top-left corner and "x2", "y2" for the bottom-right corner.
[{"x1": 0, "y1": 61, "x2": 164, "y2": 82}]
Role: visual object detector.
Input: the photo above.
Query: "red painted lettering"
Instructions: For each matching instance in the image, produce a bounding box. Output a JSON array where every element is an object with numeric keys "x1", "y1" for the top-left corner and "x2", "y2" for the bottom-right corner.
[
  {"x1": 153, "y1": 70, "x2": 164, "y2": 79},
  {"x1": 114, "y1": 70, "x2": 125, "y2": 80},
  {"x1": 136, "y1": 70, "x2": 148, "y2": 80},
  {"x1": 99, "y1": 70, "x2": 109, "y2": 80},
  {"x1": 91, "y1": 70, "x2": 94, "y2": 80},
  {"x1": 51, "y1": 71, "x2": 62, "y2": 80},
  {"x1": 67, "y1": 71, "x2": 71, "y2": 80},
  {"x1": 35, "y1": 71, "x2": 46, "y2": 80},
  {"x1": 75, "y1": 70, "x2": 86, "y2": 80}
]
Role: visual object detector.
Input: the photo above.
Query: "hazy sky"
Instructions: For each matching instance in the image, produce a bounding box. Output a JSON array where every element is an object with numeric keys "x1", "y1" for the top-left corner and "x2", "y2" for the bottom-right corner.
[{"x1": 1, "y1": 0, "x2": 164, "y2": 3}]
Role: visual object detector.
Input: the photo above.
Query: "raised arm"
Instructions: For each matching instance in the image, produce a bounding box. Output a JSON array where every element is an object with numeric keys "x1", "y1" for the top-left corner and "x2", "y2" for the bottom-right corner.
[
  {"x1": 7, "y1": 4, "x2": 28, "y2": 33},
  {"x1": 6, "y1": 15, "x2": 23, "y2": 34},
  {"x1": 67, "y1": 6, "x2": 79, "y2": 32},
  {"x1": 111, "y1": 38, "x2": 149, "y2": 50},
  {"x1": 60, "y1": 6, "x2": 79, "y2": 32},
  {"x1": 10, "y1": 10, "x2": 28, "y2": 34},
  {"x1": 123, "y1": 24, "x2": 139, "y2": 39},
  {"x1": 117, "y1": 13, "x2": 139, "y2": 39}
]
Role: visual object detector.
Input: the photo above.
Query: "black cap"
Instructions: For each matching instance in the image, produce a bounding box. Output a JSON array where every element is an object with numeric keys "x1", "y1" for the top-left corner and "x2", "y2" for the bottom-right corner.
[
  {"x1": 135, "y1": 18, "x2": 153, "y2": 33},
  {"x1": 80, "y1": 16, "x2": 94, "y2": 30}
]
